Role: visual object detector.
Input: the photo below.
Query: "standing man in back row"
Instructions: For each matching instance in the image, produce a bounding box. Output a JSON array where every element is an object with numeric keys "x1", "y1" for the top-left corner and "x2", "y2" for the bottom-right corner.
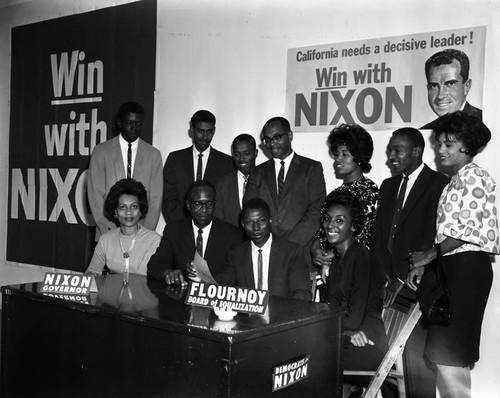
[
  {"x1": 162, "y1": 110, "x2": 234, "y2": 224},
  {"x1": 88, "y1": 101, "x2": 163, "y2": 240},
  {"x1": 215, "y1": 133, "x2": 258, "y2": 228},
  {"x1": 245, "y1": 116, "x2": 326, "y2": 264},
  {"x1": 371, "y1": 127, "x2": 449, "y2": 398}
]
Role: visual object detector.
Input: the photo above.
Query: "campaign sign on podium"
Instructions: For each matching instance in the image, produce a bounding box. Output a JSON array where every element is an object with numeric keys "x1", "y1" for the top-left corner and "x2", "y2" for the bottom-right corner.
[
  {"x1": 185, "y1": 281, "x2": 269, "y2": 315},
  {"x1": 38, "y1": 272, "x2": 94, "y2": 304}
]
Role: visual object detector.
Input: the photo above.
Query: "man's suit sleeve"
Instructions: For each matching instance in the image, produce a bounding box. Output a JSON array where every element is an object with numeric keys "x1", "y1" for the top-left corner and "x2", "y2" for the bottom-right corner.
[
  {"x1": 162, "y1": 153, "x2": 184, "y2": 223},
  {"x1": 143, "y1": 148, "x2": 163, "y2": 231},
  {"x1": 87, "y1": 145, "x2": 116, "y2": 236},
  {"x1": 283, "y1": 161, "x2": 326, "y2": 246},
  {"x1": 288, "y1": 244, "x2": 313, "y2": 301},
  {"x1": 147, "y1": 225, "x2": 175, "y2": 281},
  {"x1": 215, "y1": 248, "x2": 239, "y2": 286}
]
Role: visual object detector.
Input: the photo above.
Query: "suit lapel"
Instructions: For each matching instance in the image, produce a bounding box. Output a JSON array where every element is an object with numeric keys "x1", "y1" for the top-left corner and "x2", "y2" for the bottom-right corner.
[
  {"x1": 267, "y1": 240, "x2": 278, "y2": 290},
  {"x1": 281, "y1": 153, "x2": 299, "y2": 199},
  {"x1": 399, "y1": 166, "x2": 430, "y2": 223},
  {"x1": 264, "y1": 161, "x2": 279, "y2": 207},
  {"x1": 230, "y1": 172, "x2": 241, "y2": 210},
  {"x1": 241, "y1": 241, "x2": 256, "y2": 288},
  {"x1": 111, "y1": 136, "x2": 125, "y2": 179},
  {"x1": 132, "y1": 139, "x2": 145, "y2": 180}
]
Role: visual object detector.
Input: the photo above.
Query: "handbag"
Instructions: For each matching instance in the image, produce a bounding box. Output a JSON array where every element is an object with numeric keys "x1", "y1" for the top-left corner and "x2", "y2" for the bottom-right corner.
[{"x1": 416, "y1": 243, "x2": 451, "y2": 326}]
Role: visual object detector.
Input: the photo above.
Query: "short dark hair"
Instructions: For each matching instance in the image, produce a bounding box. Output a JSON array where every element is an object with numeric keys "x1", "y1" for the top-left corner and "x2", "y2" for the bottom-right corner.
[
  {"x1": 117, "y1": 102, "x2": 145, "y2": 119},
  {"x1": 425, "y1": 49, "x2": 470, "y2": 83},
  {"x1": 434, "y1": 111, "x2": 491, "y2": 157},
  {"x1": 241, "y1": 198, "x2": 271, "y2": 220},
  {"x1": 191, "y1": 110, "x2": 216, "y2": 126},
  {"x1": 392, "y1": 127, "x2": 426, "y2": 153},
  {"x1": 232, "y1": 133, "x2": 256, "y2": 151},
  {"x1": 328, "y1": 124, "x2": 374, "y2": 173},
  {"x1": 262, "y1": 116, "x2": 291, "y2": 135},
  {"x1": 186, "y1": 180, "x2": 216, "y2": 202},
  {"x1": 104, "y1": 178, "x2": 149, "y2": 225},
  {"x1": 322, "y1": 191, "x2": 365, "y2": 238}
]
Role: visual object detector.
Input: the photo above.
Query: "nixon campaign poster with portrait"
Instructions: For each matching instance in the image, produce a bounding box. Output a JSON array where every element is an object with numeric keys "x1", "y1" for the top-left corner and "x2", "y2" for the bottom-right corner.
[{"x1": 286, "y1": 26, "x2": 485, "y2": 132}]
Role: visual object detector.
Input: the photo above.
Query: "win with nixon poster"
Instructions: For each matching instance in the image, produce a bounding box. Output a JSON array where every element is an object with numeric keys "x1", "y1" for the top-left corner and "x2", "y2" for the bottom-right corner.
[{"x1": 8, "y1": 0, "x2": 157, "y2": 272}]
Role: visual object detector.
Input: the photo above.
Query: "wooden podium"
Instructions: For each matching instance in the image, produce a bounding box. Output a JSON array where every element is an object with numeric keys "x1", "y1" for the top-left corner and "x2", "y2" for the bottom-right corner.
[{"x1": 1, "y1": 274, "x2": 343, "y2": 397}]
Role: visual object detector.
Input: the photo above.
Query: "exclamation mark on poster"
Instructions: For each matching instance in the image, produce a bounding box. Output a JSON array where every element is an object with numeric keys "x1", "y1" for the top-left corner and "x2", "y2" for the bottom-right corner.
[{"x1": 470, "y1": 31, "x2": 474, "y2": 44}]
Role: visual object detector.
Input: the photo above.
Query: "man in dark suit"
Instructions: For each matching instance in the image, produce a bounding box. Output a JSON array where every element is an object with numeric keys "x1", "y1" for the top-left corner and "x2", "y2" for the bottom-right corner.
[
  {"x1": 372, "y1": 127, "x2": 449, "y2": 398},
  {"x1": 214, "y1": 133, "x2": 258, "y2": 228},
  {"x1": 245, "y1": 117, "x2": 326, "y2": 261},
  {"x1": 88, "y1": 101, "x2": 163, "y2": 240},
  {"x1": 162, "y1": 110, "x2": 234, "y2": 223},
  {"x1": 148, "y1": 181, "x2": 242, "y2": 285},
  {"x1": 216, "y1": 198, "x2": 312, "y2": 300},
  {"x1": 422, "y1": 49, "x2": 482, "y2": 130}
]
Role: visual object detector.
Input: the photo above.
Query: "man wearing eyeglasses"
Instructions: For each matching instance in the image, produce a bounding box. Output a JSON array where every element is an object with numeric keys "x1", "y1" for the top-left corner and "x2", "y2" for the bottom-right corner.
[
  {"x1": 162, "y1": 110, "x2": 234, "y2": 224},
  {"x1": 148, "y1": 180, "x2": 242, "y2": 285},
  {"x1": 245, "y1": 117, "x2": 326, "y2": 265},
  {"x1": 88, "y1": 101, "x2": 163, "y2": 240}
]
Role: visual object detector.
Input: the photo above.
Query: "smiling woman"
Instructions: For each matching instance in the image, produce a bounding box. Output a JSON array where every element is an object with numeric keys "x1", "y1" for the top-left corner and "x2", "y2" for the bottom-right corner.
[{"x1": 86, "y1": 178, "x2": 161, "y2": 276}]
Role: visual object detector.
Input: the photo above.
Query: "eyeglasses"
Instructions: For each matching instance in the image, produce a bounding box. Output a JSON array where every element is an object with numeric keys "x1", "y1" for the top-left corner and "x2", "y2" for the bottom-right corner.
[
  {"x1": 262, "y1": 132, "x2": 288, "y2": 146},
  {"x1": 190, "y1": 201, "x2": 216, "y2": 210}
]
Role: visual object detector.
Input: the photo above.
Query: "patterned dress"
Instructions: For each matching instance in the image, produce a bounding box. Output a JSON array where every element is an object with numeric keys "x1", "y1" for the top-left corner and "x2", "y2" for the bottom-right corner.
[
  {"x1": 426, "y1": 162, "x2": 499, "y2": 366},
  {"x1": 316, "y1": 177, "x2": 379, "y2": 251}
]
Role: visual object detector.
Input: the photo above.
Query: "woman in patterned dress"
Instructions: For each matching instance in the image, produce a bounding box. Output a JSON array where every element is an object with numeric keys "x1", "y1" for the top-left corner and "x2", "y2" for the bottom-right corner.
[
  {"x1": 408, "y1": 112, "x2": 499, "y2": 398},
  {"x1": 311, "y1": 124, "x2": 379, "y2": 293}
]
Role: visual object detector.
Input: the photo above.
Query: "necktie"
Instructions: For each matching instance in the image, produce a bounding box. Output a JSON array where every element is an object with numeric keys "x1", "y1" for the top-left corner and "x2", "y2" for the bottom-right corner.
[
  {"x1": 387, "y1": 175, "x2": 409, "y2": 253},
  {"x1": 127, "y1": 143, "x2": 132, "y2": 178},
  {"x1": 257, "y1": 249, "x2": 263, "y2": 289},
  {"x1": 196, "y1": 229, "x2": 203, "y2": 257},
  {"x1": 243, "y1": 174, "x2": 249, "y2": 195},
  {"x1": 196, "y1": 153, "x2": 203, "y2": 181},
  {"x1": 277, "y1": 160, "x2": 285, "y2": 198}
]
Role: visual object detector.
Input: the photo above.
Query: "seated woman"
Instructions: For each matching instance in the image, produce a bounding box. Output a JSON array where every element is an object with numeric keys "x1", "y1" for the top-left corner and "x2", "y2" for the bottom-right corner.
[
  {"x1": 86, "y1": 178, "x2": 161, "y2": 276},
  {"x1": 322, "y1": 191, "x2": 391, "y2": 397}
]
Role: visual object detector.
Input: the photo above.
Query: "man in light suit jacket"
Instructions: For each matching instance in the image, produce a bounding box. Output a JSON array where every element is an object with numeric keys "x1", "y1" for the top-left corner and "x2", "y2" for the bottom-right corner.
[
  {"x1": 216, "y1": 198, "x2": 312, "y2": 301},
  {"x1": 214, "y1": 133, "x2": 258, "y2": 228},
  {"x1": 245, "y1": 117, "x2": 326, "y2": 262},
  {"x1": 162, "y1": 110, "x2": 234, "y2": 224},
  {"x1": 88, "y1": 102, "x2": 163, "y2": 240},
  {"x1": 372, "y1": 127, "x2": 449, "y2": 398},
  {"x1": 148, "y1": 181, "x2": 242, "y2": 285}
]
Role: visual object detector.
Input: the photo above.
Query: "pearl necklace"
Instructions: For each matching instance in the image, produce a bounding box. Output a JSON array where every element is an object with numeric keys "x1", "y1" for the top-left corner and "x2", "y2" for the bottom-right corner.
[{"x1": 119, "y1": 225, "x2": 140, "y2": 274}]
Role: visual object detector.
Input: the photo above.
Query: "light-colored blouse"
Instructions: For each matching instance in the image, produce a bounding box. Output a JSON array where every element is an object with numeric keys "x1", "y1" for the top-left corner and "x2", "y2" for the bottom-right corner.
[
  {"x1": 87, "y1": 226, "x2": 161, "y2": 275},
  {"x1": 436, "y1": 162, "x2": 500, "y2": 255}
]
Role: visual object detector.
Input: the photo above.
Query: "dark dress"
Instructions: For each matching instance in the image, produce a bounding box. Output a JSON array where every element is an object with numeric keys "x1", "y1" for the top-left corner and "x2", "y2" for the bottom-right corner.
[
  {"x1": 316, "y1": 177, "x2": 379, "y2": 250},
  {"x1": 327, "y1": 242, "x2": 388, "y2": 370},
  {"x1": 425, "y1": 163, "x2": 499, "y2": 366}
]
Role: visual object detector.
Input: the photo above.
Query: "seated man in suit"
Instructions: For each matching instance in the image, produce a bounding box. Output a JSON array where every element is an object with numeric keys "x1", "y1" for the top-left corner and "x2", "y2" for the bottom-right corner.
[
  {"x1": 245, "y1": 117, "x2": 326, "y2": 264},
  {"x1": 162, "y1": 110, "x2": 234, "y2": 223},
  {"x1": 88, "y1": 101, "x2": 163, "y2": 240},
  {"x1": 214, "y1": 133, "x2": 258, "y2": 228},
  {"x1": 147, "y1": 180, "x2": 242, "y2": 285},
  {"x1": 214, "y1": 198, "x2": 312, "y2": 301}
]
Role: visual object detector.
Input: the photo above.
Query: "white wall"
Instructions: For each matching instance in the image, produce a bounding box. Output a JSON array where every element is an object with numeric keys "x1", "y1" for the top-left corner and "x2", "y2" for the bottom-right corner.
[{"x1": 1, "y1": 0, "x2": 499, "y2": 396}]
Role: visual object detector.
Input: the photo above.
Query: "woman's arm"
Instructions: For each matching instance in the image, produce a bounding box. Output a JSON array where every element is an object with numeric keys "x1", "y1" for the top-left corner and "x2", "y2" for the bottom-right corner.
[{"x1": 406, "y1": 237, "x2": 465, "y2": 290}]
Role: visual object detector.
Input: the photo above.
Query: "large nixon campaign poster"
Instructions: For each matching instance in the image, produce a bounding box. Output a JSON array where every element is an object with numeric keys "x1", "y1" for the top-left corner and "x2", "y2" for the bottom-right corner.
[
  {"x1": 8, "y1": 0, "x2": 157, "y2": 271},
  {"x1": 286, "y1": 26, "x2": 486, "y2": 132}
]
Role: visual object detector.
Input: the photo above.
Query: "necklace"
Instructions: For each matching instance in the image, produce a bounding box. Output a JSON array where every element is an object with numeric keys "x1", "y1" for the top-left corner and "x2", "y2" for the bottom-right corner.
[{"x1": 119, "y1": 225, "x2": 140, "y2": 273}]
